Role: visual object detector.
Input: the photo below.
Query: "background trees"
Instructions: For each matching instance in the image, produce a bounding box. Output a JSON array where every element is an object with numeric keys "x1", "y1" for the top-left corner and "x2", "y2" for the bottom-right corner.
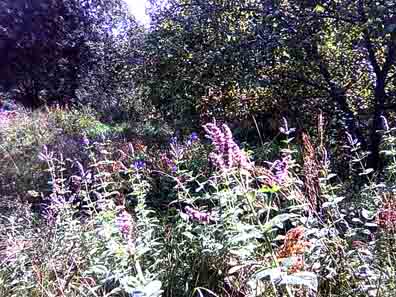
[
  {"x1": 0, "y1": 0, "x2": 138, "y2": 112},
  {"x1": 0, "y1": 0, "x2": 395, "y2": 171},
  {"x1": 142, "y1": 0, "x2": 396, "y2": 169}
]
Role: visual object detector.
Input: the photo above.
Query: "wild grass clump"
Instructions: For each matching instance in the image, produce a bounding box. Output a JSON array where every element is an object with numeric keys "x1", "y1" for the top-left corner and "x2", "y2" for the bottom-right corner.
[
  {"x1": 1, "y1": 109, "x2": 396, "y2": 296},
  {"x1": 0, "y1": 107, "x2": 98, "y2": 196},
  {"x1": 0, "y1": 106, "x2": 163, "y2": 197}
]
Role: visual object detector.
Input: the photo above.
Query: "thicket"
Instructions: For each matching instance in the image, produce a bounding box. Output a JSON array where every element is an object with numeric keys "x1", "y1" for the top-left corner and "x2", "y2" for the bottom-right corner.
[{"x1": 1, "y1": 0, "x2": 396, "y2": 296}]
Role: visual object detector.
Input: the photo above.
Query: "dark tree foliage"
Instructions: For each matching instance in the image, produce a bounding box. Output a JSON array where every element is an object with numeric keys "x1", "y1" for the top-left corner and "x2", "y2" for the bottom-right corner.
[
  {"x1": 0, "y1": 0, "x2": 135, "y2": 108},
  {"x1": 143, "y1": 0, "x2": 396, "y2": 171},
  {"x1": 77, "y1": 23, "x2": 148, "y2": 121}
]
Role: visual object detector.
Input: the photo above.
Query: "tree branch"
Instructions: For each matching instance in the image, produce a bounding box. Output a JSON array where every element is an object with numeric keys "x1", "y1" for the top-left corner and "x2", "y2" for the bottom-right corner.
[
  {"x1": 382, "y1": 33, "x2": 396, "y2": 77},
  {"x1": 358, "y1": 0, "x2": 382, "y2": 76}
]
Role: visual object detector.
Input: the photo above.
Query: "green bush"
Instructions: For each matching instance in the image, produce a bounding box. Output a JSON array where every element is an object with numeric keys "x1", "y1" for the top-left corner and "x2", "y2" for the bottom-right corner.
[{"x1": 0, "y1": 107, "x2": 120, "y2": 197}]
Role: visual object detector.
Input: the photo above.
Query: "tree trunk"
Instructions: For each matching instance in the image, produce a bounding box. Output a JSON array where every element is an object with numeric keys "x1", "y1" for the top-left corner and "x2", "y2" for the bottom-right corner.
[{"x1": 367, "y1": 74, "x2": 387, "y2": 171}]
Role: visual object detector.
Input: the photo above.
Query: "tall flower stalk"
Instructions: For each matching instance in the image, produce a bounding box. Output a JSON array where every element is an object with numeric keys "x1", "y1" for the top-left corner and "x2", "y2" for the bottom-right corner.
[{"x1": 203, "y1": 122, "x2": 252, "y2": 172}]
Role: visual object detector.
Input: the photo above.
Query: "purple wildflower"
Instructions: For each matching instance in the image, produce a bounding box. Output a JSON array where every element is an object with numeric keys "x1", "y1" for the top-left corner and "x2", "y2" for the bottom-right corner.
[
  {"x1": 186, "y1": 132, "x2": 199, "y2": 145},
  {"x1": 208, "y1": 152, "x2": 226, "y2": 170},
  {"x1": 44, "y1": 208, "x2": 57, "y2": 226},
  {"x1": 0, "y1": 110, "x2": 17, "y2": 127},
  {"x1": 115, "y1": 210, "x2": 133, "y2": 235},
  {"x1": 133, "y1": 160, "x2": 145, "y2": 170},
  {"x1": 82, "y1": 135, "x2": 90, "y2": 146},
  {"x1": 203, "y1": 122, "x2": 252, "y2": 171},
  {"x1": 129, "y1": 291, "x2": 144, "y2": 297},
  {"x1": 204, "y1": 123, "x2": 226, "y2": 153},
  {"x1": 190, "y1": 132, "x2": 199, "y2": 141},
  {"x1": 160, "y1": 154, "x2": 178, "y2": 172},
  {"x1": 166, "y1": 159, "x2": 178, "y2": 173},
  {"x1": 169, "y1": 136, "x2": 178, "y2": 146},
  {"x1": 271, "y1": 156, "x2": 289, "y2": 184},
  {"x1": 185, "y1": 206, "x2": 212, "y2": 224}
]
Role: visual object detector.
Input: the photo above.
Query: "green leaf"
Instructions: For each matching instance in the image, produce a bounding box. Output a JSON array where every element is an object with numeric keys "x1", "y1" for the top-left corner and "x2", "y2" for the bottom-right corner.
[
  {"x1": 90, "y1": 265, "x2": 108, "y2": 276},
  {"x1": 143, "y1": 280, "x2": 163, "y2": 297},
  {"x1": 255, "y1": 267, "x2": 283, "y2": 282},
  {"x1": 278, "y1": 271, "x2": 318, "y2": 292},
  {"x1": 359, "y1": 168, "x2": 374, "y2": 176},
  {"x1": 259, "y1": 184, "x2": 280, "y2": 193},
  {"x1": 314, "y1": 5, "x2": 325, "y2": 13},
  {"x1": 262, "y1": 213, "x2": 298, "y2": 232},
  {"x1": 182, "y1": 231, "x2": 195, "y2": 240},
  {"x1": 246, "y1": 191, "x2": 257, "y2": 202}
]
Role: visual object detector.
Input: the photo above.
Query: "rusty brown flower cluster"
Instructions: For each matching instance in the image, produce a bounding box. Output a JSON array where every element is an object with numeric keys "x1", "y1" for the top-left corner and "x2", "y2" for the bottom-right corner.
[
  {"x1": 377, "y1": 192, "x2": 396, "y2": 232},
  {"x1": 277, "y1": 226, "x2": 310, "y2": 273}
]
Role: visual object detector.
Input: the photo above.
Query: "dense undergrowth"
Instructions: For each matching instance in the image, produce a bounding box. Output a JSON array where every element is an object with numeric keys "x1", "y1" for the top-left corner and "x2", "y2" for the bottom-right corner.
[{"x1": 1, "y1": 107, "x2": 396, "y2": 297}]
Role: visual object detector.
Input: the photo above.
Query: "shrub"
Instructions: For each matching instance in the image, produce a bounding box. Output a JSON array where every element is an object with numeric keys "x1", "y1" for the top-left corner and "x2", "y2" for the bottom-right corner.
[{"x1": 0, "y1": 107, "x2": 123, "y2": 197}]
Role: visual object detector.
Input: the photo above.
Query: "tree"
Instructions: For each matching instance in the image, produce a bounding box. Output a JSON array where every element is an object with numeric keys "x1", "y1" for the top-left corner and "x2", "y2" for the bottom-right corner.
[
  {"x1": 0, "y1": 0, "x2": 134, "y2": 108},
  {"x1": 264, "y1": 0, "x2": 396, "y2": 170},
  {"x1": 143, "y1": 0, "x2": 273, "y2": 127},
  {"x1": 144, "y1": 0, "x2": 396, "y2": 170},
  {"x1": 77, "y1": 23, "x2": 147, "y2": 120}
]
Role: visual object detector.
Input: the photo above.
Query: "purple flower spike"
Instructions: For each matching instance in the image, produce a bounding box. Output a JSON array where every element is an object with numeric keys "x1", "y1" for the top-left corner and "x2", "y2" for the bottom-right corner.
[
  {"x1": 185, "y1": 206, "x2": 212, "y2": 224},
  {"x1": 115, "y1": 210, "x2": 133, "y2": 235},
  {"x1": 203, "y1": 122, "x2": 252, "y2": 172},
  {"x1": 272, "y1": 156, "x2": 289, "y2": 184}
]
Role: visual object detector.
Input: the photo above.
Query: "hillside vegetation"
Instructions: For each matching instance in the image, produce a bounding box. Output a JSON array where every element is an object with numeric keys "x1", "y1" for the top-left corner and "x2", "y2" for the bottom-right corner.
[{"x1": 1, "y1": 0, "x2": 396, "y2": 296}]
